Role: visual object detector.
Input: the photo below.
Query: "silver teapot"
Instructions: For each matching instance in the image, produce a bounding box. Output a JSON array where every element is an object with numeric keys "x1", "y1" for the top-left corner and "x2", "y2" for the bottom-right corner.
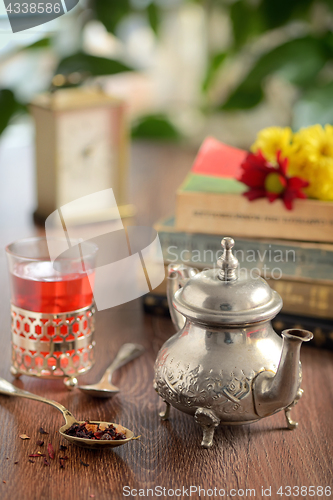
[{"x1": 154, "y1": 237, "x2": 313, "y2": 448}]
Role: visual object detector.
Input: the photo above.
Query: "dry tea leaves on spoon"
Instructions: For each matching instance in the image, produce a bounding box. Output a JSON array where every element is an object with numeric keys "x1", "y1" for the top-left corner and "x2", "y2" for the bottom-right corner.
[{"x1": 65, "y1": 421, "x2": 127, "y2": 440}]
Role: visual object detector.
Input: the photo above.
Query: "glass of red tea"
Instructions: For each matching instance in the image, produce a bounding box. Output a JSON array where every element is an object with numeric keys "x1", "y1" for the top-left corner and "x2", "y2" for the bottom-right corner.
[{"x1": 6, "y1": 237, "x2": 97, "y2": 387}]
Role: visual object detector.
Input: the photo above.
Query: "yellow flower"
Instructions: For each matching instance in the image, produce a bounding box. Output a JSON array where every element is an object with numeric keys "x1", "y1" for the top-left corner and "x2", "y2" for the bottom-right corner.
[
  {"x1": 251, "y1": 127, "x2": 294, "y2": 164},
  {"x1": 288, "y1": 124, "x2": 333, "y2": 201}
]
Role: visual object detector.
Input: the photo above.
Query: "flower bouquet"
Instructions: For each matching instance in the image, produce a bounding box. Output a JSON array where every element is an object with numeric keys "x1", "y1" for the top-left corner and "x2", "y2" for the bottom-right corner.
[{"x1": 175, "y1": 125, "x2": 333, "y2": 243}]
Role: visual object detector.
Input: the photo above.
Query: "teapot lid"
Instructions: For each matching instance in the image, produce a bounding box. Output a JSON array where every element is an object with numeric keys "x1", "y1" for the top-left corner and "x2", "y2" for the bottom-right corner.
[{"x1": 173, "y1": 237, "x2": 282, "y2": 326}]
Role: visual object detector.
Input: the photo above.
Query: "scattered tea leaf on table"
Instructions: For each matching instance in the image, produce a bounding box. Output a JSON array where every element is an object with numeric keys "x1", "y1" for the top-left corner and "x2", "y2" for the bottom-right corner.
[{"x1": 19, "y1": 434, "x2": 30, "y2": 440}]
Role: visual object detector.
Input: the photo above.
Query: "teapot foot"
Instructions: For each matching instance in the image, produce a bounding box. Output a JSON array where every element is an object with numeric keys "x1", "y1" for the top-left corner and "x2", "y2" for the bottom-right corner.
[
  {"x1": 195, "y1": 408, "x2": 220, "y2": 449},
  {"x1": 159, "y1": 401, "x2": 171, "y2": 420},
  {"x1": 285, "y1": 388, "x2": 303, "y2": 430}
]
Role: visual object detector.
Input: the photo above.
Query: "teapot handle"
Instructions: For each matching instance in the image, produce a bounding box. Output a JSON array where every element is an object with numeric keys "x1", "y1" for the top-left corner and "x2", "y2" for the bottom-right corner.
[{"x1": 167, "y1": 264, "x2": 198, "y2": 332}]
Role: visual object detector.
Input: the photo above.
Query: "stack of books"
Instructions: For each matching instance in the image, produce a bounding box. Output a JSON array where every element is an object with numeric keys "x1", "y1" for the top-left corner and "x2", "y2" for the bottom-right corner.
[{"x1": 144, "y1": 138, "x2": 333, "y2": 350}]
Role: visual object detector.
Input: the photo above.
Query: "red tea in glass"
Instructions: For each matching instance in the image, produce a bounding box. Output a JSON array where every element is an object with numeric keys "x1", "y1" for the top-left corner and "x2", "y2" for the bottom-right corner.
[
  {"x1": 11, "y1": 260, "x2": 94, "y2": 313},
  {"x1": 6, "y1": 237, "x2": 97, "y2": 385}
]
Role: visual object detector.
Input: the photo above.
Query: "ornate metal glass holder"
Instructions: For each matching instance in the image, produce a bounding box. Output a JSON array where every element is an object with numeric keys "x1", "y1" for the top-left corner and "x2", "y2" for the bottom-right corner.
[
  {"x1": 6, "y1": 237, "x2": 97, "y2": 389},
  {"x1": 10, "y1": 303, "x2": 95, "y2": 388}
]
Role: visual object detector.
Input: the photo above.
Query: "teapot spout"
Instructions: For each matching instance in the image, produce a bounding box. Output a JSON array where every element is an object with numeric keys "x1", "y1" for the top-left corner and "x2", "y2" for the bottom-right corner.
[
  {"x1": 167, "y1": 264, "x2": 197, "y2": 331},
  {"x1": 253, "y1": 329, "x2": 313, "y2": 418}
]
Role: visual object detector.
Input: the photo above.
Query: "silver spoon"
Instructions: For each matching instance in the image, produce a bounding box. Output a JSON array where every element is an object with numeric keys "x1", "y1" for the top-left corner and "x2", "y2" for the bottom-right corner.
[
  {"x1": 0, "y1": 377, "x2": 134, "y2": 449},
  {"x1": 78, "y1": 343, "x2": 145, "y2": 398}
]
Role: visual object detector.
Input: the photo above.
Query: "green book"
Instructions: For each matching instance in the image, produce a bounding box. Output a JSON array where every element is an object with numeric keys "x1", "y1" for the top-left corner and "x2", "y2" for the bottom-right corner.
[{"x1": 180, "y1": 173, "x2": 245, "y2": 194}]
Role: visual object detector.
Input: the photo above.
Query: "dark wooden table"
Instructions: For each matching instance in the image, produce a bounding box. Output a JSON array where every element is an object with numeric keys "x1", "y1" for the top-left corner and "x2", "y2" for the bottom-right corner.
[{"x1": 0, "y1": 140, "x2": 332, "y2": 500}]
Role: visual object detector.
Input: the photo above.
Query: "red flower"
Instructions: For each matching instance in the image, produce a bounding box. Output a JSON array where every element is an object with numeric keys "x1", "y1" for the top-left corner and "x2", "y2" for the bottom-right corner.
[{"x1": 238, "y1": 150, "x2": 309, "y2": 210}]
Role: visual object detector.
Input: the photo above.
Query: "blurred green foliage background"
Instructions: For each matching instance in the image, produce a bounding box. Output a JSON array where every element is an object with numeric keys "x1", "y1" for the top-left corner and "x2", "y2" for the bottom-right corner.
[{"x1": 1, "y1": 0, "x2": 333, "y2": 140}]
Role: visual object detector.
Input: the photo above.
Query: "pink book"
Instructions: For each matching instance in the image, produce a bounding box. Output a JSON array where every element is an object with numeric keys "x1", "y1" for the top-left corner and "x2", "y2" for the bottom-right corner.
[{"x1": 191, "y1": 137, "x2": 247, "y2": 178}]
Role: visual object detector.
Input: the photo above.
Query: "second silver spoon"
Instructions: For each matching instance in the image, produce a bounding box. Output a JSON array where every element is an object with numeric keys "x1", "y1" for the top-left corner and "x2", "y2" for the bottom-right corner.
[{"x1": 78, "y1": 343, "x2": 145, "y2": 398}]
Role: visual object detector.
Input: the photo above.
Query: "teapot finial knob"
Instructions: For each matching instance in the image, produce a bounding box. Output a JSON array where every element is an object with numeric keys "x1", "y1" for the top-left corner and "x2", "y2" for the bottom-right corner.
[{"x1": 217, "y1": 237, "x2": 239, "y2": 281}]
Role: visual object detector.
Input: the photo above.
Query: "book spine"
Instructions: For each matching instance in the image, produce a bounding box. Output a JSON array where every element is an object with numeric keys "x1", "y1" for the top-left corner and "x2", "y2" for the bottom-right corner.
[
  {"x1": 150, "y1": 268, "x2": 333, "y2": 320},
  {"x1": 176, "y1": 191, "x2": 333, "y2": 243},
  {"x1": 157, "y1": 229, "x2": 333, "y2": 283},
  {"x1": 142, "y1": 294, "x2": 333, "y2": 350},
  {"x1": 269, "y1": 280, "x2": 333, "y2": 320}
]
